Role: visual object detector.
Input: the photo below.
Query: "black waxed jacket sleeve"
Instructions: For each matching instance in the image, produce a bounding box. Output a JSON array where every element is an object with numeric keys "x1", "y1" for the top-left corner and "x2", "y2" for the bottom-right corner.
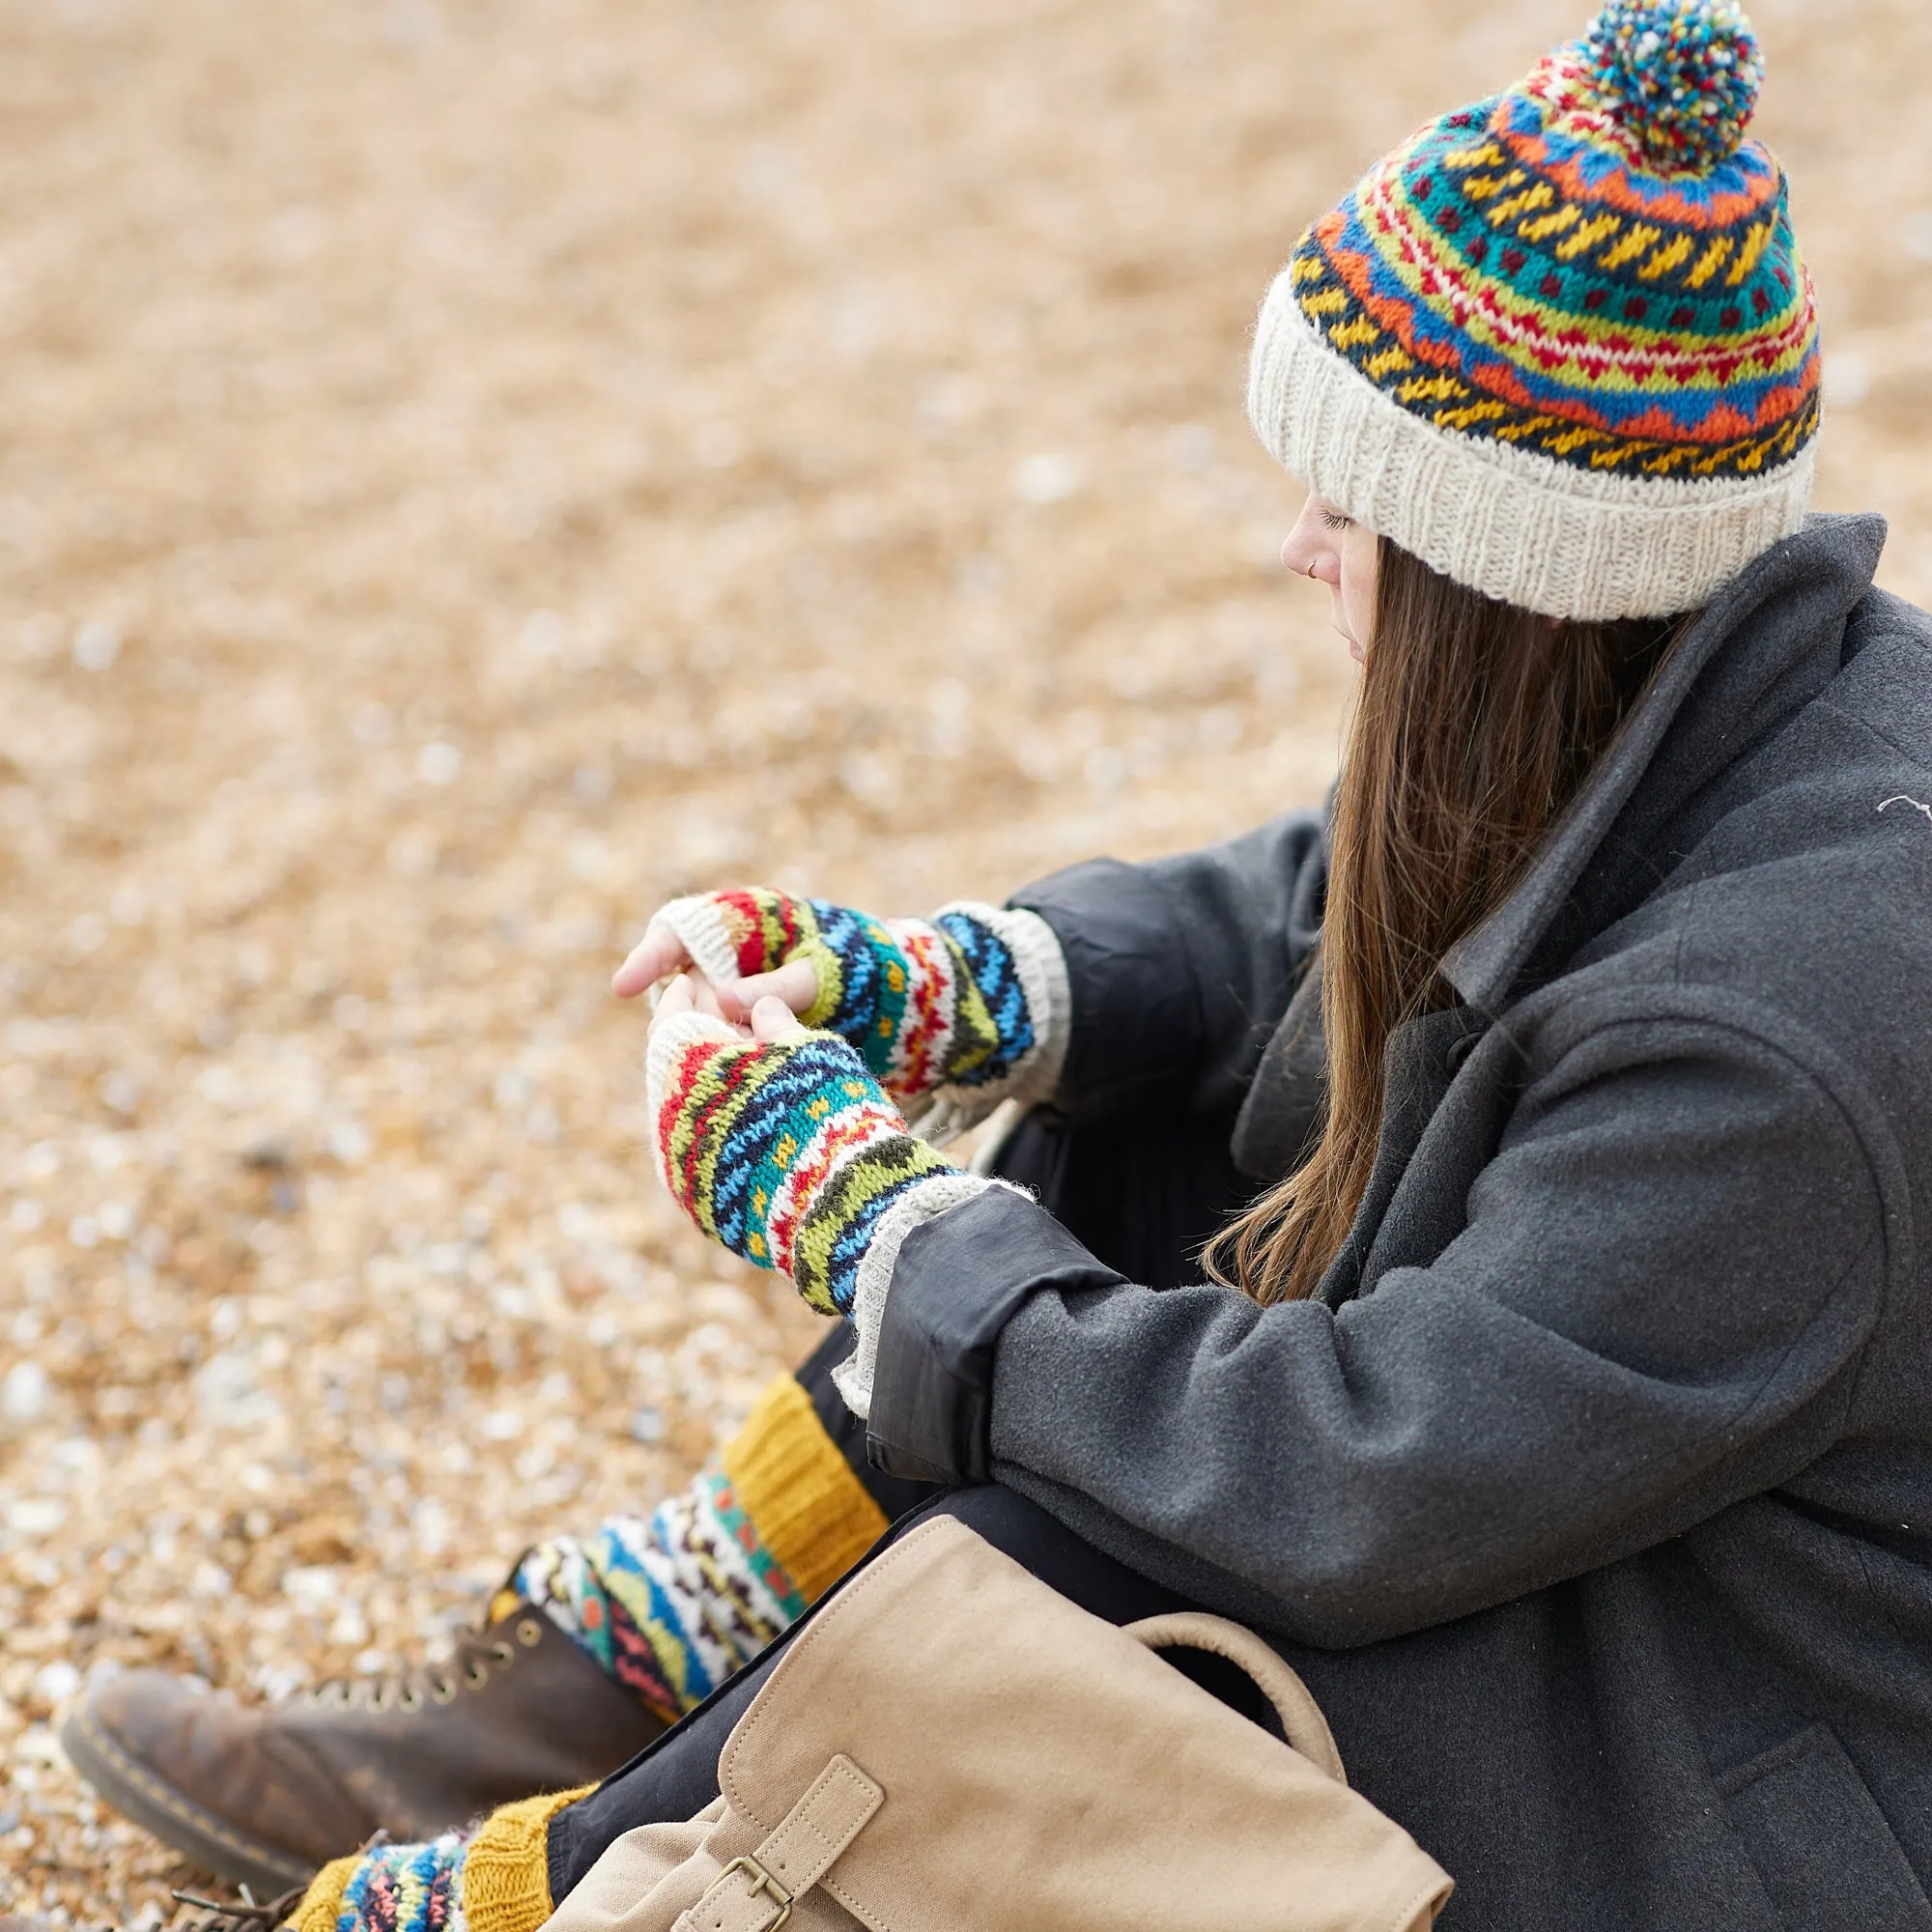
[
  {"x1": 866, "y1": 992, "x2": 1899, "y2": 1646},
  {"x1": 1008, "y1": 806, "x2": 1328, "y2": 1124}
]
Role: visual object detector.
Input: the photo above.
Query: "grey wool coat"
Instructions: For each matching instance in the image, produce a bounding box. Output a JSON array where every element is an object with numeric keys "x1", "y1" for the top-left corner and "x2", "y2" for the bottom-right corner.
[{"x1": 866, "y1": 515, "x2": 1932, "y2": 1931}]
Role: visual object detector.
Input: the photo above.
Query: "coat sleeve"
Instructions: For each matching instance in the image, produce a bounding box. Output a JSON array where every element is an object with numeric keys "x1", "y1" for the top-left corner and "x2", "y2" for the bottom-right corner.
[
  {"x1": 865, "y1": 998, "x2": 1898, "y2": 1645},
  {"x1": 1007, "y1": 806, "x2": 1328, "y2": 1124}
]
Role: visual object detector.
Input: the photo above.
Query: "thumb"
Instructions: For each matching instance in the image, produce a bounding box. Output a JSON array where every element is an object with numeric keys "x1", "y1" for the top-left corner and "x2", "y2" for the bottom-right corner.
[
  {"x1": 751, "y1": 994, "x2": 807, "y2": 1043},
  {"x1": 720, "y1": 955, "x2": 820, "y2": 1026},
  {"x1": 613, "y1": 920, "x2": 690, "y2": 999}
]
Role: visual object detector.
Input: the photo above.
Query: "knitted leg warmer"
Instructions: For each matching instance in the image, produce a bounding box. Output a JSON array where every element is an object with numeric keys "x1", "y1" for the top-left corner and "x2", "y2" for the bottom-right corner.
[
  {"x1": 511, "y1": 1371, "x2": 890, "y2": 1720},
  {"x1": 278, "y1": 1375, "x2": 888, "y2": 1932},
  {"x1": 284, "y1": 1788, "x2": 592, "y2": 1932}
]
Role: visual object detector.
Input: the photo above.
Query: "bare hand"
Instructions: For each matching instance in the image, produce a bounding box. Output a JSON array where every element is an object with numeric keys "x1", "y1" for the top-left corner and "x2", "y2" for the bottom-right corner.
[
  {"x1": 613, "y1": 918, "x2": 818, "y2": 1023},
  {"x1": 611, "y1": 922, "x2": 693, "y2": 1000},
  {"x1": 651, "y1": 971, "x2": 805, "y2": 1043}
]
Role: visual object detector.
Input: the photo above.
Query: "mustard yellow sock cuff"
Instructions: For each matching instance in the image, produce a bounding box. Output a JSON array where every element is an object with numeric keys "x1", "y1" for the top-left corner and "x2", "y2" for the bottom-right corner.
[
  {"x1": 720, "y1": 1371, "x2": 890, "y2": 1604},
  {"x1": 284, "y1": 1854, "x2": 359, "y2": 1932},
  {"x1": 461, "y1": 1784, "x2": 597, "y2": 1932}
]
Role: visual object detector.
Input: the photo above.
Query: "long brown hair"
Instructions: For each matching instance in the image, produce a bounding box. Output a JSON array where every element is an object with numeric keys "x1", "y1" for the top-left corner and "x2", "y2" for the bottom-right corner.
[{"x1": 1206, "y1": 538, "x2": 1689, "y2": 1306}]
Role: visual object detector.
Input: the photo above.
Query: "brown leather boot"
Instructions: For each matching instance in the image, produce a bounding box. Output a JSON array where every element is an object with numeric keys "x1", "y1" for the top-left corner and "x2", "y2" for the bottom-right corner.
[{"x1": 60, "y1": 1599, "x2": 666, "y2": 1895}]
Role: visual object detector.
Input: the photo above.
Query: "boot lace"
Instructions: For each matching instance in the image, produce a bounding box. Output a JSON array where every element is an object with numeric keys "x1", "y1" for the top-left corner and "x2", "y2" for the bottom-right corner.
[
  {"x1": 170, "y1": 1824, "x2": 404, "y2": 1930},
  {"x1": 298, "y1": 1607, "x2": 549, "y2": 1713},
  {"x1": 169, "y1": 1882, "x2": 316, "y2": 1932}
]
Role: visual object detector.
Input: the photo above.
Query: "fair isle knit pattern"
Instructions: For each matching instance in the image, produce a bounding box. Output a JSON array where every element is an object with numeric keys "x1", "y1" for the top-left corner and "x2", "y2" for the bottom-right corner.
[
  {"x1": 1248, "y1": 0, "x2": 1821, "y2": 620},
  {"x1": 511, "y1": 1371, "x2": 893, "y2": 1715},
  {"x1": 653, "y1": 888, "x2": 1067, "y2": 1115},
  {"x1": 288, "y1": 1786, "x2": 591, "y2": 1932},
  {"x1": 329, "y1": 1831, "x2": 470, "y2": 1932},
  {"x1": 288, "y1": 1389, "x2": 897, "y2": 1932},
  {"x1": 646, "y1": 1014, "x2": 979, "y2": 1319},
  {"x1": 513, "y1": 1467, "x2": 805, "y2": 1722}
]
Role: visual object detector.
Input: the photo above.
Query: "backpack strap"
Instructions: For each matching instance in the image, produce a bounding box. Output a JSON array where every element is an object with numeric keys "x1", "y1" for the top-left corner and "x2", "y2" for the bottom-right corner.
[
  {"x1": 1124, "y1": 1612, "x2": 1346, "y2": 1784},
  {"x1": 676, "y1": 1754, "x2": 884, "y2": 1932}
]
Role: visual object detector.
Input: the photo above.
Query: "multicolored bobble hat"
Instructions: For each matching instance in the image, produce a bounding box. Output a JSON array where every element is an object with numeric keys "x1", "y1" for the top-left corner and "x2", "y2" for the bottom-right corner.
[{"x1": 1247, "y1": 0, "x2": 1821, "y2": 621}]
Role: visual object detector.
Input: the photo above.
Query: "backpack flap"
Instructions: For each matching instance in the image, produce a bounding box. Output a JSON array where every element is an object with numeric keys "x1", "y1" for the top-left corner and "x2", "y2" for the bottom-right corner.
[{"x1": 716, "y1": 1516, "x2": 1453, "y2": 1932}]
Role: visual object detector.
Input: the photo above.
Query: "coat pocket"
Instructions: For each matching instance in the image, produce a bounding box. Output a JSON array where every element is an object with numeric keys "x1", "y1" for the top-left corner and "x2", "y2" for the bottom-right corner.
[{"x1": 1718, "y1": 1723, "x2": 1932, "y2": 1932}]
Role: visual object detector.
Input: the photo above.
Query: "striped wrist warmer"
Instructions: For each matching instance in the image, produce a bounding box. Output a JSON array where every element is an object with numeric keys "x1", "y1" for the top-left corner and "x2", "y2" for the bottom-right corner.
[
  {"x1": 652, "y1": 887, "x2": 1067, "y2": 1119},
  {"x1": 646, "y1": 1015, "x2": 980, "y2": 1321}
]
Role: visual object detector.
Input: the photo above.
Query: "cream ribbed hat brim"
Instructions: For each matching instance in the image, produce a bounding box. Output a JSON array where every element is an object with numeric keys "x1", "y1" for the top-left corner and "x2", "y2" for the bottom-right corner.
[{"x1": 1247, "y1": 270, "x2": 1815, "y2": 622}]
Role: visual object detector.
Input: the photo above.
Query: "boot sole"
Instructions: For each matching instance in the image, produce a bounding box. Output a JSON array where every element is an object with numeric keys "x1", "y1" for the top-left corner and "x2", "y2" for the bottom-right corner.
[{"x1": 60, "y1": 1697, "x2": 318, "y2": 1897}]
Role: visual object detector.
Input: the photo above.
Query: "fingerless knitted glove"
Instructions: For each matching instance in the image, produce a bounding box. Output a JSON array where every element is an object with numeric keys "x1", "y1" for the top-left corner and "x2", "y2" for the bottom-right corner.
[
  {"x1": 646, "y1": 1013, "x2": 1002, "y2": 1412},
  {"x1": 651, "y1": 888, "x2": 1067, "y2": 1129}
]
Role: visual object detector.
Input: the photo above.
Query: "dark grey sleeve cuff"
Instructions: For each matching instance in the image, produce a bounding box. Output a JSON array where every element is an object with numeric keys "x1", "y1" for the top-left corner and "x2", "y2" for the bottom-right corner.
[
  {"x1": 1009, "y1": 857, "x2": 1200, "y2": 1122},
  {"x1": 865, "y1": 1185, "x2": 1125, "y2": 1486}
]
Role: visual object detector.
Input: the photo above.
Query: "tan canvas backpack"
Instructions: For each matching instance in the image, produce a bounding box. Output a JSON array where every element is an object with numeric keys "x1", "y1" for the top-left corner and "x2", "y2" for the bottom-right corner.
[{"x1": 541, "y1": 1514, "x2": 1452, "y2": 1932}]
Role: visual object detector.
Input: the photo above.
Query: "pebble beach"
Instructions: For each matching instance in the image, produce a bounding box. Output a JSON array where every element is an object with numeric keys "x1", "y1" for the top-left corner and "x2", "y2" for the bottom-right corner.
[{"x1": 3, "y1": 0, "x2": 1930, "y2": 1917}]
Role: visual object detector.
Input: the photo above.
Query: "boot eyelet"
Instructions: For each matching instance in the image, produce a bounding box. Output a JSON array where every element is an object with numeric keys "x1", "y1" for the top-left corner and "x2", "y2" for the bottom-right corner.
[
  {"x1": 397, "y1": 1686, "x2": 422, "y2": 1713},
  {"x1": 466, "y1": 1661, "x2": 491, "y2": 1689},
  {"x1": 516, "y1": 1619, "x2": 544, "y2": 1649},
  {"x1": 429, "y1": 1676, "x2": 458, "y2": 1705},
  {"x1": 489, "y1": 1641, "x2": 516, "y2": 1666},
  {"x1": 367, "y1": 1685, "x2": 388, "y2": 1710}
]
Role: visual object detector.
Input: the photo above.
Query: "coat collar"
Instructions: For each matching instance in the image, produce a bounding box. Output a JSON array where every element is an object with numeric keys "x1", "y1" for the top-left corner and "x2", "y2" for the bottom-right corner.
[{"x1": 1440, "y1": 513, "x2": 1890, "y2": 1014}]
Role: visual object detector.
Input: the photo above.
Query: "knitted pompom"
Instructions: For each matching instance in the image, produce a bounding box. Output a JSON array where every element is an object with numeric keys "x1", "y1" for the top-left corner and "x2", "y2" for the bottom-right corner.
[{"x1": 1584, "y1": 0, "x2": 1763, "y2": 173}]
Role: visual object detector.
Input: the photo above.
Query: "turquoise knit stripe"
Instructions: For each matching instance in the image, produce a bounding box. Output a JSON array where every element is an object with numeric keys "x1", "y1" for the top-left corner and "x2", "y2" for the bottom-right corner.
[
  {"x1": 515, "y1": 1474, "x2": 805, "y2": 1721},
  {"x1": 655, "y1": 888, "x2": 1048, "y2": 1104},
  {"x1": 329, "y1": 1831, "x2": 469, "y2": 1932},
  {"x1": 1286, "y1": 3, "x2": 1820, "y2": 488}
]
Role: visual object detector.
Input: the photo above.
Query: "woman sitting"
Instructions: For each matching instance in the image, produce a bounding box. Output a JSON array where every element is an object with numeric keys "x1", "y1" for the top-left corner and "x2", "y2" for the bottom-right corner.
[{"x1": 54, "y1": 4, "x2": 1932, "y2": 1927}]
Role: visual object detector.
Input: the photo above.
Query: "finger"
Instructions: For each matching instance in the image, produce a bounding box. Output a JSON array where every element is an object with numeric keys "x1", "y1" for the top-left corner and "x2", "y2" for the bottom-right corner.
[
  {"x1": 751, "y1": 994, "x2": 807, "y2": 1043},
  {"x1": 679, "y1": 969, "x2": 756, "y2": 1037},
  {"x1": 645, "y1": 978, "x2": 753, "y2": 1056},
  {"x1": 727, "y1": 957, "x2": 820, "y2": 1021},
  {"x1": 685, "y1": 974, "x2": 731, "y2": 1023},
  {"x1": 653, "y1": 972, "x2": 697, "y2": 1020},
  {"x1": 613, "y1": 923, "x2": 690, "y2": 999}
]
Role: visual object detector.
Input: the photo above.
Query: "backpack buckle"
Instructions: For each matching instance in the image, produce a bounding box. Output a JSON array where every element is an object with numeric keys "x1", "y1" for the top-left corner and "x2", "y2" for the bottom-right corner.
[{"x1": 717, "y1": 1855, "x2": 794, "y2": 1930}]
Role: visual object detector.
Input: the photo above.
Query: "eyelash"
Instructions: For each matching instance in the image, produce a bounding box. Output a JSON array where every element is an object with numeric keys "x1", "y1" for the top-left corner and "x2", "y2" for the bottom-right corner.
[{"x1": 1321, "y1": 511, "x2": 1351, "y2": 531}]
